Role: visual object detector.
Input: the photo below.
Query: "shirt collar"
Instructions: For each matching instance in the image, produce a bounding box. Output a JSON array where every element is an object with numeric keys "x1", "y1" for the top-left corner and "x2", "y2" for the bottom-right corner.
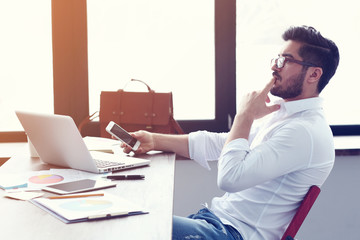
[{"x1": 275, "y1": 97, "x2": 324, "y2": 116}]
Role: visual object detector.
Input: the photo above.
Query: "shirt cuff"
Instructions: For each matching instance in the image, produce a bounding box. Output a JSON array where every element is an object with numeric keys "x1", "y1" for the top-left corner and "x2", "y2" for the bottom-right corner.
[{"x1": 188, "y1": 131, "x2": 212, "y2": 170}]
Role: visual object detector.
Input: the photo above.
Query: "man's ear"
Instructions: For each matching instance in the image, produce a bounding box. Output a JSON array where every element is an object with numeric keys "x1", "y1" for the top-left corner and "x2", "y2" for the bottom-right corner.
[{"x1": 308, "y1": 67, "x2": 323, "y2": 83}]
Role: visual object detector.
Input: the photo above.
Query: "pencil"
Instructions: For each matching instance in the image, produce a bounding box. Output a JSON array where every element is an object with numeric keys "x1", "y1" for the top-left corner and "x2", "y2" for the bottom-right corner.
[{"x1": 48, "y1": 193, "x2": 104, "y2": 199}]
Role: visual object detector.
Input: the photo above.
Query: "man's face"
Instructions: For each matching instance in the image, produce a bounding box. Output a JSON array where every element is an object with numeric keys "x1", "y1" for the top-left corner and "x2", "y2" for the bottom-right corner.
[{"x1": 270, "y1": 41, "x2": 308, "y2": 101}]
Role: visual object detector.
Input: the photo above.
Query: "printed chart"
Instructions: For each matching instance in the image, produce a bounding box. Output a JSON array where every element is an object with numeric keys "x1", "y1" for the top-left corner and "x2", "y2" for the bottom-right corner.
[{"x1": 29, "y1": 174, "x2": 64, "y2": 184}]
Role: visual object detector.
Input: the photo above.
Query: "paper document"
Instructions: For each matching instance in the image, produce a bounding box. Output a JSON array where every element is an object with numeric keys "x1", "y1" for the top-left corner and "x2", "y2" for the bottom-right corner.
[
  {"x1": 26, "y1": 169, "x2": 108, "y2": 190},
  {"x1": 0, "y1": 174, "x2": 28, "y2": 190},
  {"x1": 30, "y1": 192, "x2": 148, "y2": 223}
]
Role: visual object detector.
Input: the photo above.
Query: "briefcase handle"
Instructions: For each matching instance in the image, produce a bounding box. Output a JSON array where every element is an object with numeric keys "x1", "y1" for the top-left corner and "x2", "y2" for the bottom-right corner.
[{"x1": 121, "y1": 79, "x2": 154, "y2": 93}]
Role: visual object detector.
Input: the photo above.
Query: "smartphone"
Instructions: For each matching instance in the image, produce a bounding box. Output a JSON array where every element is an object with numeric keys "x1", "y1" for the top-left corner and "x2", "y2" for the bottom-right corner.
[
  {"x1": 42, "y1": 179, "x2": 116, "y2": 195},
  {"x1": 106, "y1": 121, "x2": 140, "y2": 151}
]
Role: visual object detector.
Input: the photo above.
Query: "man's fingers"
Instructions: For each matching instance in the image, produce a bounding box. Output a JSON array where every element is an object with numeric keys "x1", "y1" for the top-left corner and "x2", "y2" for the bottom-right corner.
[
  {"x1": 267, "y1": 104, "x2": 281, "y2": 113},
  {"x1": 266, "y1": 95, "x2": 271, "y2": 103},
  {"x1": 262, "y1": 78, "x2": 276, "y2": 95},
  {"x1": 263, "y1": 79, "x2": 280, "y2": 114}
]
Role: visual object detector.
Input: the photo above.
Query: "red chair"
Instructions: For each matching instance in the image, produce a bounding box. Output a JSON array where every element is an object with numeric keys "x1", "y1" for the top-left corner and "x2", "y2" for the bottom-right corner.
[{"x1": 281, "y1": 185, "x2": 321, "y2": 240}]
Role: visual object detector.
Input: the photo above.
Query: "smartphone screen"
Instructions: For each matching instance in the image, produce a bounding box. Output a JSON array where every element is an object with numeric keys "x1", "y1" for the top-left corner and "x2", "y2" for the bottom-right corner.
[{"x1": 109, "y1": 123, "x2": 138, "y2": 147}]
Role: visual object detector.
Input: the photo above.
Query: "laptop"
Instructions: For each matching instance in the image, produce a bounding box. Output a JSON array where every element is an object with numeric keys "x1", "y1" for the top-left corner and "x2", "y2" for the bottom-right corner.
[{"x1": 15, "y1": 111, "x2": 150, "y2": 173}]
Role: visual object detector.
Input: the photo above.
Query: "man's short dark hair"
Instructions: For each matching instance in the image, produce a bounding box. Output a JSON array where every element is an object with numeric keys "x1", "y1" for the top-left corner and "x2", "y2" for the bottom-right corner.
[{"x1": 282, "y1": 26, "x2": 340, "y2": 93}]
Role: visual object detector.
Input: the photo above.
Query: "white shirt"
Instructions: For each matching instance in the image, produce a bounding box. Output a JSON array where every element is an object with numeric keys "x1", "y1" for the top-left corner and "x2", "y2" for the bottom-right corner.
[{"x1": 188, "y1": 97, "x2": 335, "y2": 240}]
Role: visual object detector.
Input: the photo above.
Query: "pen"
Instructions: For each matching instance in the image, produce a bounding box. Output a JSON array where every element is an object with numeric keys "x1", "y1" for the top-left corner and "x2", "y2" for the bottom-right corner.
[
  {"x1": 106, "y1": 175, "x2": 145, "y2": 180},
  {"x1": 48, "y1": 193, "x2": 104, "y2": 200}
]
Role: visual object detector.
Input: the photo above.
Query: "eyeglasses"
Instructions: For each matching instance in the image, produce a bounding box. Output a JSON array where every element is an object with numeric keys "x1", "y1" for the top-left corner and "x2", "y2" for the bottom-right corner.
[{"x1": 271, "y1": 56, "x2": 318, "y2": 69}]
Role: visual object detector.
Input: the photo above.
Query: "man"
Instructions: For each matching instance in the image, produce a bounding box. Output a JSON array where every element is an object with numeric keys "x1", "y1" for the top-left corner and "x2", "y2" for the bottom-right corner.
[{"x1": 121, "y1": 26, "x2": 340, "y2": 240}]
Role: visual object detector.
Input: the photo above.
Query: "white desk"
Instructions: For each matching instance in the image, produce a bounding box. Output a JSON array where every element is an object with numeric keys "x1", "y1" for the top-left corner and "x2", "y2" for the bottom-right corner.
[{"x1": 0, "y1": 149, "x2": 175, "y2": 240}]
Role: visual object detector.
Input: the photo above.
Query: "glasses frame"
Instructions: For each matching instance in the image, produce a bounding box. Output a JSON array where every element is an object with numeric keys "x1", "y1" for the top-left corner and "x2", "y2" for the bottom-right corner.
[{"x1": 271, "y1": 56, "x2": 318, "y2": 69}]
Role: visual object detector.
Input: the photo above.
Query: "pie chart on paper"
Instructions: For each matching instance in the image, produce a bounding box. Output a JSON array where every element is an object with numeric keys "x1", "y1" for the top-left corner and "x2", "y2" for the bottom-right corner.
[{"x1": 29, "y1": 174, "x2": 64, "y2": 184}]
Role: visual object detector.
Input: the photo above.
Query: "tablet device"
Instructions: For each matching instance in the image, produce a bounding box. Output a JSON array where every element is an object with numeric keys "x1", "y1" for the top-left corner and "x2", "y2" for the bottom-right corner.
[{"x1": 42, "y1": 179, "x2": 116, "y2": 195}]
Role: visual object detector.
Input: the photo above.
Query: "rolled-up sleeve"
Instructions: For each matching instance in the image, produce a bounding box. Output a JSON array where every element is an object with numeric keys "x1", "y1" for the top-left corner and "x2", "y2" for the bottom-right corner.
[{"x1": 188, "y1": 131, "x2": 228, "y2": 170}]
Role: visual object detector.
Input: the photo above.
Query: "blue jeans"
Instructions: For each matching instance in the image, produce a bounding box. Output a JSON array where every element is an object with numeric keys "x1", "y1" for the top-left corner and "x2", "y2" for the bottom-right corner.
[{"x1": 172, "y1": 208, "x2": 243, "y2": 240}]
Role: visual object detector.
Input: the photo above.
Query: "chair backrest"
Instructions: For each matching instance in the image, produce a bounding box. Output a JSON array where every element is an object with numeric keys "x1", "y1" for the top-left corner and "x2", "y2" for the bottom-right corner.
[{"x1": 281, "y1": 185, "x2": 321, "y2": 240}]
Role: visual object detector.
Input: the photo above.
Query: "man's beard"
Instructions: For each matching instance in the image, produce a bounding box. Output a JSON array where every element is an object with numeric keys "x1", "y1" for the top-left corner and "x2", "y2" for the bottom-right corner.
[{"x1": 270, "y1": 68, "x2": 307, "y2": 99}]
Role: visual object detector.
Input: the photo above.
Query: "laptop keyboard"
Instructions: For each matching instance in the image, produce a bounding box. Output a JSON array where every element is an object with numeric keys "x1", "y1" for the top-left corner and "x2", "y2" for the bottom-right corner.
[{"x1": 94, "y1": 159, "x2": 125, "y2": 168}]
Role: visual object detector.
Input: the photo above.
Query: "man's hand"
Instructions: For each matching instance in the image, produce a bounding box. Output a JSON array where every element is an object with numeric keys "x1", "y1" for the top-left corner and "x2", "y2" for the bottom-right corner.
[
  {"x1": 121, "y1": 130, "x2": 154, "y2": 154},
  {"x1": 225, "y1": 79, "x2": 280, "y2": 145},
  {"x1": 237, "y1": 78, "x2": 280, "y2": 120},
  {"x1": 121, "y1": 131, "x2": 190, "y2": 158}
]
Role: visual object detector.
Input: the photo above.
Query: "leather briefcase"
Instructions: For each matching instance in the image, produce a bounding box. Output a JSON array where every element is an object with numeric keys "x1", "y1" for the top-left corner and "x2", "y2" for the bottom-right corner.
[{"x1": 99, "y1": 79, "x2": 184, "y2": 138}]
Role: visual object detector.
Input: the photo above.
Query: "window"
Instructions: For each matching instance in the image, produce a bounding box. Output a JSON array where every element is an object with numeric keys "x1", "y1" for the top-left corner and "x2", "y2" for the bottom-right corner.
[
  {"x1": 87, "y1": 0, "x2": 215, "y2": 120},
  {"x1": 236, "y1": 0, "x2": 360, "y2": 130},
  {"x1": 0, "y1": 1, "x2": 53, "y2": 132},
  {"x1": 1, "y1": 0, "x2": 236, "y2": 139},
  {"x1": 6, "y1": 1, "x2": 357, "y2": 142}
]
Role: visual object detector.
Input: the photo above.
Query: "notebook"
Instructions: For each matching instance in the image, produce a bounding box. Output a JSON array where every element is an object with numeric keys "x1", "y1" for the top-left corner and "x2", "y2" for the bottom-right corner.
[{"x1": 15, "y1": 111, "x2": 150, "y2": 173}]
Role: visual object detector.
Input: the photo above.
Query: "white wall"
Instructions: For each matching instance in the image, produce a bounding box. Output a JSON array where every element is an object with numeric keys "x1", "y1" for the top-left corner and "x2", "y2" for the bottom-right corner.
[{"x1": 173, "y1": 155, "x2": 360, "y2": 239}]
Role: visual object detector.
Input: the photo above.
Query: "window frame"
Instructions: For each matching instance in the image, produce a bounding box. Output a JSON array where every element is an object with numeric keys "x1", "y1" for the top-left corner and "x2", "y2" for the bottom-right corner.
[
  {"x1": 51, "y1": 0, "x2": 237, "y2": 136},
  {"x1": 1, "y1": 0, "x2": 359, "y2": 143}
]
